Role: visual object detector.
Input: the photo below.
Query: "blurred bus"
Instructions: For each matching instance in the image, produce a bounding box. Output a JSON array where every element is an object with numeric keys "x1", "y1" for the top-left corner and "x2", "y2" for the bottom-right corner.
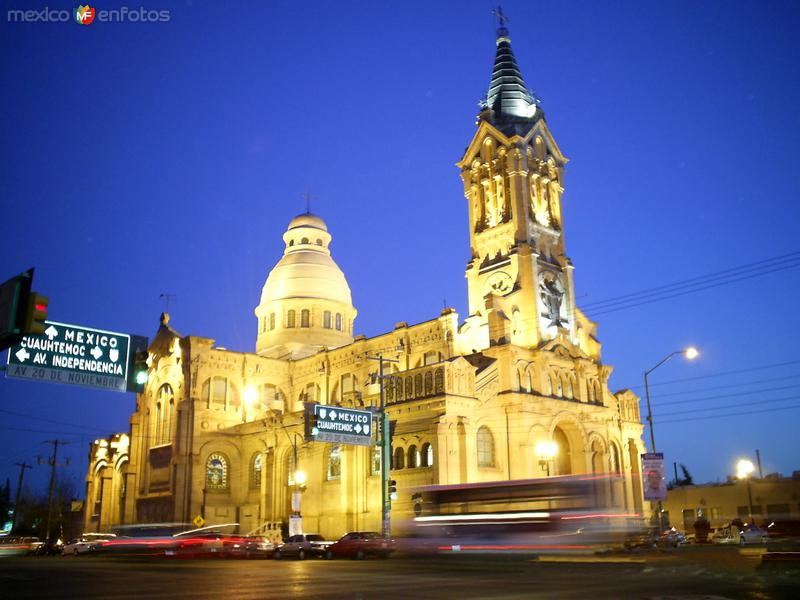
[{"x1": 402, "y1": 475, "x2": 644, "y2": 554}]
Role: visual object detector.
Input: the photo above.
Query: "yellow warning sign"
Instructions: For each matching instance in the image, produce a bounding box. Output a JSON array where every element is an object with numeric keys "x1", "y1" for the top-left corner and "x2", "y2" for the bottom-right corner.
[{"x1": 193, "y1": 515, "x2": 205, "y2": 528}]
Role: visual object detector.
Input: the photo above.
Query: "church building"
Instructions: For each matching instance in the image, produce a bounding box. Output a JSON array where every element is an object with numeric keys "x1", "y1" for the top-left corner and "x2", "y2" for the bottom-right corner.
[{"x1": 84, "y1": 21, "x2": 646, "y2": 538}]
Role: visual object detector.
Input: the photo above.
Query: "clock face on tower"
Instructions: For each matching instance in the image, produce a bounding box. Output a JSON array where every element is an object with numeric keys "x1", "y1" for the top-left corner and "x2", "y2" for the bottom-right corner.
[{"x1": 483, "y1": 271, "x2": 513, "y2": 296}]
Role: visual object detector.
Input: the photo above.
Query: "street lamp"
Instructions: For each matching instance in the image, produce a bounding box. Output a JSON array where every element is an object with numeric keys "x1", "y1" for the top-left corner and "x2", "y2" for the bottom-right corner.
[
  {"x1": 737, "y1": 459, "x2": 755, "y2": 524},
  {"x1": 643, "y1": 346, "x2": 699, "y2": 452},
  {"x1": 642, "y1": 346, "x2": 699, "y2": 531},
  {"x1": 243, "y1": 386, "x2": 259, "y2": 422},
  {"x1": 535, "y1": 440, "x2": 558, "y2": 476}
]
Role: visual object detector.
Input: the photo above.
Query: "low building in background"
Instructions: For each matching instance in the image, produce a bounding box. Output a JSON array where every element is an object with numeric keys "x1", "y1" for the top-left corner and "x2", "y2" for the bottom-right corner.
[{"x1": 663, "y1": 472, "x2": 800, "y2": 532}]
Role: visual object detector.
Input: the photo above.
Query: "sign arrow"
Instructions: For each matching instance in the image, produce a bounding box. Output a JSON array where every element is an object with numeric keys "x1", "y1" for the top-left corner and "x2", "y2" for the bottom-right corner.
[
  {"x1": 90, "y1": 346, "x2": 103, "y2": 360},
  {"x1": 15, "y1": 348, "x2": 30, "y2": 362},
  {"x1": 355, "y1": 424, "x2": 362, "y2": 433},
  {"x1": 329, "y1": 410, "x2": 337, "y2": 420},
  {"x1": 44, "y1": 325, "x2": 58, "y2": 340}
]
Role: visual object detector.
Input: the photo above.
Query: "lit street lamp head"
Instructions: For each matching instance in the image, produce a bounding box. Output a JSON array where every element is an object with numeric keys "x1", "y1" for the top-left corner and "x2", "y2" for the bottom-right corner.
[
  {"x1": 736, "y1": 459, "x2": 755, "y2": 479},
  {"x1": 684, "y1": 346, "x2": 699, "y2": 360},
  {"x1": 295, "y1": 469, "x2": 307, "y2": 486},
  {"x1": 535, "y1": 440, "x2": 558, "y2": 460}
]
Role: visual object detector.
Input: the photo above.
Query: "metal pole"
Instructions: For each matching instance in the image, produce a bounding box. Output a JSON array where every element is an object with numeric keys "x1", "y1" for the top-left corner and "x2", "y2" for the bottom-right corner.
[
  {"x1": 11, "y1": 462, "x2": 32, "y2": 533},
  {"x1": 44, "y1": 440, "x2": 60, "y2": 548},
  {"x1": 644, "y1": 370, "x2": 656, "y2": 452},
  {"x1": 746, "y1": 476, "x2": 754, "y2": 524},
  {"x1": 755, "y1": 449, "x2": 763, "y2": 479},
  {"x1": 379, "y1": 356, "x2": 392, "y2": 538}
]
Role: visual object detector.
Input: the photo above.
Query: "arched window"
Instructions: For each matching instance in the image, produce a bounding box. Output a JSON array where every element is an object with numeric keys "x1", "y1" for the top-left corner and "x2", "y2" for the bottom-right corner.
[
  {"x1": 393, "y1": 447, "x2": 405, "y2": 470},
  {"x1": 335, "y1": 313, "x2": 342, "y2": 331},
  {"x1": 594, "y1": 381, "x2": 603, "y2": 405},
  {"x1": 316, "y1": 239, "x2": 323, "y2": 246},
  {"x1": 554, "y1": 427, "x2": 571, "y2": 475},
  {"x1": 287, "y1": 310, "x2": 296, "y2": 328},
  {"x1": 153, "y1": 402, "x2": 162, "y2": 446},
  {"x1": 289, "y1": 239, "x2": 294, "y2": 246},
  {"x1": 301, "y1": 237, "x2": 309, "y2": 244},
  {"x1": 323, "y1": 311, "x2": 332, "y2": 329},
  {"x1": 421, "y1": 442, "x2": 433, "y2": 467},
  {"x1": 371, "y1": 446, "x2": 381, "y2": 476},
  {"x1": 269, "y1": 312, "x2": 275, "y2": 330},
  {"x1": 206, "y1": 453, "x2": 229, "y2": 490},
  {"x1": 407, "y1": 445, "x2": 419, "y2": 468},
  {"x1": 251, "y1": 452, "x2": 262, "y2": 489},
  {"x1": 301, "y1": 309, "x2": 310, "y2": 328},
  {"x1": 477, "y1": 426, "x2": 496, "y2": 467},
  {"x1": 609, "y1": 442, "x2": 621, "y2": 475},
  {"x1": 327, "y1": 445, "x2": 342, "y2": 480},
  {"x1": 158, "y1": 384, "x2": 174, "y2": 444}
]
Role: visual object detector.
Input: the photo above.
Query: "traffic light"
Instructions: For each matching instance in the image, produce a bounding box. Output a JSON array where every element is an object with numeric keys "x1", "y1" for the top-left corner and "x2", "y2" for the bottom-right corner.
[
  {"x1": 304, "y1": 403, "x2": 319, "y2": 441},
  {"x1": 23, "y1": 292, "x2": 48, "y2": 335},
  {"x1": 132, "y1": 350, "x2": 149, "y2": 391},
  {"x1": 388, "y1": 479, "x2": 397, "y2": 501}
]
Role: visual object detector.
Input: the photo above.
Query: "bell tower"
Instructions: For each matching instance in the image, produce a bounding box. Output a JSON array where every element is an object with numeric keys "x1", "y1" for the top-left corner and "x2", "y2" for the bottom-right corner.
[{"x1": 457, "y1": 15, "x2": 577, "y2": 349}]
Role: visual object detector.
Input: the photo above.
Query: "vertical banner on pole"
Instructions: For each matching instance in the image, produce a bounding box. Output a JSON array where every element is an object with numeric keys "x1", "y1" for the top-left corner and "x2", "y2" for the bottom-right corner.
[{"x1": 641, "y1": 452, "x2": 667, "y2": 501}]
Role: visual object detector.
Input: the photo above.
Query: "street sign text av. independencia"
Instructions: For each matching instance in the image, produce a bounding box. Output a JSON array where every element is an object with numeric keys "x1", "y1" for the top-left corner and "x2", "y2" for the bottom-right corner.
[
  {"x1": 310, "y1": 403, "x2": 373, "y2": 447},
  {"x1": 5, "y1": 320, "x2": 135, "y2": 392}
]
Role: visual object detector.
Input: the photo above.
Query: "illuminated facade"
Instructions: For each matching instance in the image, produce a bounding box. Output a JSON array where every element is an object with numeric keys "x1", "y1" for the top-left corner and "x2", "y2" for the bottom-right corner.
[{"x1": 85, "y1": 22, "x2": 646, "y2": 537}]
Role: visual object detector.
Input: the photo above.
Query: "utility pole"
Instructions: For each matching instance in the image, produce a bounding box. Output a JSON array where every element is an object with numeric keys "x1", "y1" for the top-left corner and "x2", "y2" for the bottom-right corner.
[
  {"x1": 365, "y1": 353, "x2": 399, "y2": 538},
  {"x1": 11, "y1": 462, "x2": 33, "y2": 533},
  {"x1": 42, "y1": 440, "x2": 70, "y2": 548}
]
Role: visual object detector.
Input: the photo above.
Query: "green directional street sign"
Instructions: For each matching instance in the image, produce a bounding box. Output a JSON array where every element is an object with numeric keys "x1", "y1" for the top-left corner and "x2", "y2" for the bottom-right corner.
[
  {"x1": 307, "y1": 403, "x2": 373, "y2": 447},
  {"x1": 5, "y1": 320, "x2": 147, "y2": 393}
]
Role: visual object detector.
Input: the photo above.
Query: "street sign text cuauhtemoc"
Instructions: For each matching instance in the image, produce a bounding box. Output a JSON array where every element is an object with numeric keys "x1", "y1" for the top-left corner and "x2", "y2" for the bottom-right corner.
[
  {"x1": 310, "y1": 404, "x2": 373, "y2": 446},
  {"x1": 5, "y1": 320, "x2": 131, "y2": 392}
]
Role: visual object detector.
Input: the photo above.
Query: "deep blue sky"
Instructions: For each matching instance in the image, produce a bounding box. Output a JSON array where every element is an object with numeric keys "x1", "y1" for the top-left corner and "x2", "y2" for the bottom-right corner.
[{"x1": 1, "y1": 0, "x2": 799, "y2": 496}]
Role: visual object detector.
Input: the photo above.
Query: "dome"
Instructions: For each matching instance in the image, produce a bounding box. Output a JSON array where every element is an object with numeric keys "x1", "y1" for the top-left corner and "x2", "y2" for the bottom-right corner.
[
  {"x1": 254, "y1": 213, "x2": 357, "y2": 359},
  {"x1": 259, "y1": 213, "x2": 352, "y2": 306},
  {"x1": 287, "y1": 212, "x2": 328, "y2": 232}
]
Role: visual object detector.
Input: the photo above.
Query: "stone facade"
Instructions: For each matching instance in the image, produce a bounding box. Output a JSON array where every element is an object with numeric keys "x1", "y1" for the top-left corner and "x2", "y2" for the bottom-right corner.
[{"x1": 84, "y1": 22, "x2": 647, "y2": 539}]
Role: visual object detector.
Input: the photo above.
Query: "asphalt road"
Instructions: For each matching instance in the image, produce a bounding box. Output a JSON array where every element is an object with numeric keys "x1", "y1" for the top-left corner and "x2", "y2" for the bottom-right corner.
[{"x1": 1, "y1": 547, "x2": 798, "y2": 599}]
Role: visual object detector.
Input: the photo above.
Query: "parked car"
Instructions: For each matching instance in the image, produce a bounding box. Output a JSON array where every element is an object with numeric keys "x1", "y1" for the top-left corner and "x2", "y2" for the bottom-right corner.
[
  {"x1": 324, "y1": 531, "x2": 395, "y2": 560},
  {"x1": 229, "y1": 536, "x2": 274, "y2": 559},
  {"x1": 657, "y1": 528, "x2": 687, "y2": 548},
  {"x1": 62, "y1": 533, "x2": 116, "y2": 556},
  {"x1": 274, "y1": 534, "x2": 331, "y2": 559},
  {"x1": 712, "y1": 524, "x2": 768, "y2": 545}
]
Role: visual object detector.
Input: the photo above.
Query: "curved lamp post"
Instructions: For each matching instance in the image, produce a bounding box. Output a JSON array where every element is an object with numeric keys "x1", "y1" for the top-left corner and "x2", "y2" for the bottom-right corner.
[{"x1": 643, "y1": 346, "x2": 699, "y2": 531}]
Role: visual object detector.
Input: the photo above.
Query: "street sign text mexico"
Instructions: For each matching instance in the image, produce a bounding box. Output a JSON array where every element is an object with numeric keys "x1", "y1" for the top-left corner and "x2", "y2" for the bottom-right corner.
[
  {"x1": 307, "y1": 403, "x2": 373, "y2": 447},
  {"x1": 5, "y1": 320, "x2": 145, "y2": 392}
]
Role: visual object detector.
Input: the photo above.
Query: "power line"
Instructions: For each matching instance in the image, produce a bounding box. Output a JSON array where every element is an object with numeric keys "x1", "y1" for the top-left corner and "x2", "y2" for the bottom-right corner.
[
  {"x1": 580, "y1": 251, "x2": 800, "y2": 311},
  {"x1": 648, "y1": 374, "x2": 800, "y2": 399},
  {"x1": 653, "y1": 394, "x2": 799, "y2": 418},
  {"x1": 652, "y1": 384, "x2": 799, "y2": 408},
  {"x1": 584, "y1": 260, "x2": 800, "y2": 317},
  {"x1": 0, "y1": 408, "x2": 110, "y2": 435},
  {"x1": 625, "y1": 359, "x2": 800, "y2": 391},
  {"x1": 656, "y1": 403, "x2": 800, "y2": 425}
]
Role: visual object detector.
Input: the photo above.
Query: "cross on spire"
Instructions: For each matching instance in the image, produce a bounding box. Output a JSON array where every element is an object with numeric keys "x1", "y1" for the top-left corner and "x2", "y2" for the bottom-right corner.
[
  {"x1": 492, "y1": 5, "x2": 508, "y2": 28},
  {"x1": 302, "y1": 188, "x2": 315, "y2": 214}
]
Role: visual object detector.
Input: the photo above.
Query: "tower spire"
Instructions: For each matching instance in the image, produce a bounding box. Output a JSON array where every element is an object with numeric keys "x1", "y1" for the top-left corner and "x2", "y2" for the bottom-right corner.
[{"x1": 481, "y1": 7, "x2": 542, "y2": 135}]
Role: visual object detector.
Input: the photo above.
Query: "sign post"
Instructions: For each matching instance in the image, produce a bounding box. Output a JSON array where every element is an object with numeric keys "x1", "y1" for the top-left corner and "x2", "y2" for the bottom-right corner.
[{"x1": 5, "y1": 320, "x2": 147, "y2": 393}]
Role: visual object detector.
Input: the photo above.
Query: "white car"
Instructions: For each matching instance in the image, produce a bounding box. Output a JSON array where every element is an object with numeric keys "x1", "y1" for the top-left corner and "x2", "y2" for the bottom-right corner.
[
  {"x1": 62, "y1": 533, "x2": 116, "y2": 555},
  {"x1": 711, "y1": 524, "x2": 767, "y2": 545}
]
